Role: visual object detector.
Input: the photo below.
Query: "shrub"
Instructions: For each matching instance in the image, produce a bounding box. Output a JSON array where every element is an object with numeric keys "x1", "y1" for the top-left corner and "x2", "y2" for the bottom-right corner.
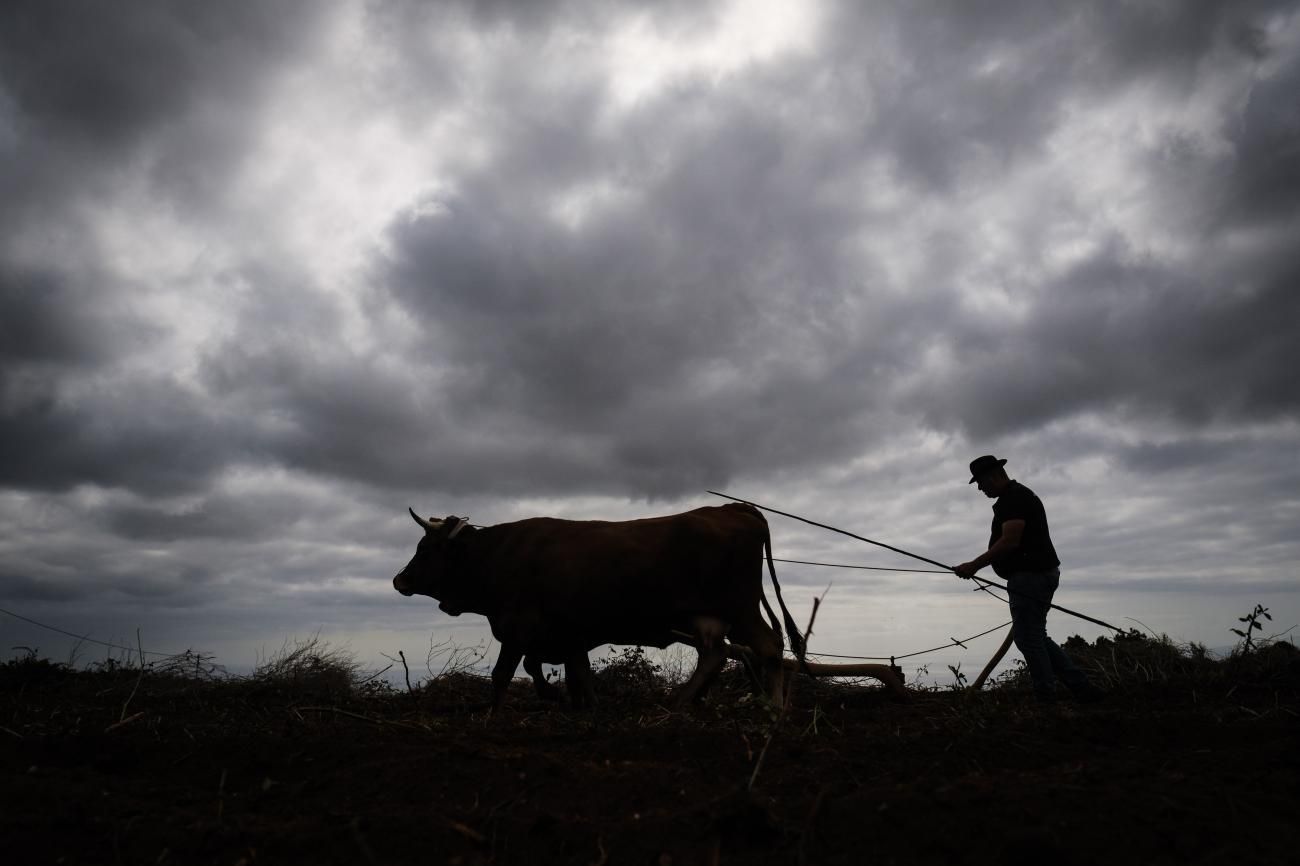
[
  {"x1": 0, "y1": 647, "x2": 74, "y2": 689},
  {"x1": 592, "y1": 646, "x2": 666, "y2": 698},
  {"x1": 250, "y1": 635, "x2": 361, "y2": 700},
  {"x1": 1061, "y1": 629, "x2": 1214, "y2": 688}
]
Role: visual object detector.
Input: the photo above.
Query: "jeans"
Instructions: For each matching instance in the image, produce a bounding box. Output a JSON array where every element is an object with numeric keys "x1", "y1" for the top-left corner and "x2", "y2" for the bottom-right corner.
[{"x1": 1006, "y1": 569, "x2": 1090, "y2": 698}]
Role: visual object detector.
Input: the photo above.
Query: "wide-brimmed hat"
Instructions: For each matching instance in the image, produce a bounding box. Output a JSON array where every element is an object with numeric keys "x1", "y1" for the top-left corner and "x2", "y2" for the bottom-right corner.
[{"x1": 968, "y1": 455, "x2": 1008, "y2": 483}]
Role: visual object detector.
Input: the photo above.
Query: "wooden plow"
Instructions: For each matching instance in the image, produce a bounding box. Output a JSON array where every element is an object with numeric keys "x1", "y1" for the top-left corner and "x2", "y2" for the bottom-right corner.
[{"x1": 684, "y1": 622, "x2": 1016, "y2": 699}]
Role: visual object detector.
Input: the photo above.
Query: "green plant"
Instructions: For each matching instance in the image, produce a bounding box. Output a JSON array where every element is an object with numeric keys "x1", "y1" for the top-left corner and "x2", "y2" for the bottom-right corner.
[
  {"x1": 1231, "y1": 604, "x2": 1272, "y2": 653},
  {"x1": 592, "y1": 646, "x2": 664, "y2": 697},
  {"x1": 1062, "y1": 629, "x2": 1206, "y2": 688}
]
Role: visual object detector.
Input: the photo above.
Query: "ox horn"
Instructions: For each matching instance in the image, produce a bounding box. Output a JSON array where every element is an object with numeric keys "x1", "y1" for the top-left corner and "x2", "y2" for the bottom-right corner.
[{"x1": 409, "y1": 507, "x2": 439, "y2": 532}]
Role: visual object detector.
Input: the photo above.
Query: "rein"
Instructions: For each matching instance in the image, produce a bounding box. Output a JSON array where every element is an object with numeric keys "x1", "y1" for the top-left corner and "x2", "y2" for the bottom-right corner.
[{"x1": 709, "y1": 490, "x2": 1124, "y2": 633}]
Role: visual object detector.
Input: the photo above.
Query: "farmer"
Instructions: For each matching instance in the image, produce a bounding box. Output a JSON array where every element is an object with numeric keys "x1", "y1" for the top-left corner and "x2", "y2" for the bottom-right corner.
[{"x1": 953, "y1": 455, "x2": 1104, "y2": 703}]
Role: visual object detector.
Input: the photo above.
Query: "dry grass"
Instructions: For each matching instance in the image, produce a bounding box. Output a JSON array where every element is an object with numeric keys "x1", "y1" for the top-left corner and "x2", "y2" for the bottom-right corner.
[
  {"x1": 250, "y1": 634, "x2": 362, "y2": 700},
  {"x1": 4, "y1": 618, "x2": 1296, "y2": 732}
]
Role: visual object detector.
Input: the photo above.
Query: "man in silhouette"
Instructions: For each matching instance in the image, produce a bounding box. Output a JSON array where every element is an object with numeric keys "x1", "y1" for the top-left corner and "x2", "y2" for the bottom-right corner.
[{"x1": 954, "y1": 455, "x2": 1103, "y2": 703}]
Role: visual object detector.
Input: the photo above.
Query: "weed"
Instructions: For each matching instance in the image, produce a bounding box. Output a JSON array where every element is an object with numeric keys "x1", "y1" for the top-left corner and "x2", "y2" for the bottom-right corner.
[
  {"x1": 427, "y1": 636, "x2": 489, "y2": 681},
  {"x1": 593, "y1": 646, "x2": 664, "y2": 698},
  {"x1": 252, "y1": 634, "x2": 361, "y2": 699},
  {"x1": 1, "y1": 647, "x2": 73, "y2": 688},
  {"x1": 1231, "y1": 604, "x2": 1272, "y2": 653},
  {"x1": 152, "y1": 648, "x2": 226, "y2": 680}
]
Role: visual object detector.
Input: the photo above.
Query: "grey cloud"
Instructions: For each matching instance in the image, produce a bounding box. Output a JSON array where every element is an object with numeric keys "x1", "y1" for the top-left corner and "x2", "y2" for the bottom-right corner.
[
  {"x1": 1225, "y1": 50, "x2": 1300, "y2": 225},
  {"x1": 0, "y1": 571, "x2": 82, "y2": 603},
  {"x1": 903, "y1": 228, "x2": 1300, "y2": 439},
  {"x1": 821, "y1": 0, "x2": 1297, "y2": 196},
  {"x1": 0, "y1": 0, "x2": 322, "y2": 152},
  {"x1": 1116, "y1": 438, "x2": 1238, "y2": 476},
  {"x1": 1, "y1": 0, "x2": 1297, "y2": 665},
  {"x1": 0, "y1": 375, "x2": 257, "y2": 494},
  {"x1": 366, "y1": 0, "x2": 709, "y2": 49},
  {"x1": 0, "y1": 263, "x2": 134, "y2": 367},
  {"x1": 374, "y1": 125, "x2": 893, "y2": 495},
  {"x1": 357, "y1": 0, "x2": 647, "y2": 125},
  {"x1": 360, "y1": 0, "x2": 1299, "y2": 496},
  {"x1": 102, "y1": 493, "x2": 301, "y2": 543},
  {"x1": 0, "y1": 528, "x2": 218, "y2": 604},
  {"x1": 849, "y1": 2, "x2": 1300, "y2": 442},
  {"x1": 836, "y1": 3, "x2": 1072, "y2": 194},
  {"x1": 197, "y1": 324, "x2": 450, "y2": 491},
  {"x1": 0, "y1": 1, "x2": 340, "y2": 500},
  {"x1": 0, "y1": 258, "x2": 177, "y2": 497},
  {"x1": 0, "y1": 0, "x2": 328, "y2": 231}
]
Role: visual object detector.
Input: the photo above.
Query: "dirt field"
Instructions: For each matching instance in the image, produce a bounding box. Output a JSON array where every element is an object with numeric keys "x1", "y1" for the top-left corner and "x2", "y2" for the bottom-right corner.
[{"x1": 3, "y1": 635, "x2": 1297, "y2": 865}]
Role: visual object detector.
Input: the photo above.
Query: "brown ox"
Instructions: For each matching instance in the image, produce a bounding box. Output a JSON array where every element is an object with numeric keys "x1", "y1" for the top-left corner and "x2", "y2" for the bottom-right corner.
[{"x1": 392, "y1": 503, "x2": 803, "y2": 709}]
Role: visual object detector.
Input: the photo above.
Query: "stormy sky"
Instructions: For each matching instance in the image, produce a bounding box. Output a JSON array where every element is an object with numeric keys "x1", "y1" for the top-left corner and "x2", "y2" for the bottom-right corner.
[{"x1": 2, "y1": 0, "x2": 1297, "y2": 682}]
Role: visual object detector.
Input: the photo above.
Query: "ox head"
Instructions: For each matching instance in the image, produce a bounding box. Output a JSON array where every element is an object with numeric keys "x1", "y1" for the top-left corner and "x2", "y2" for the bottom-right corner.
[{"x1": 393, "y1": 508, "x2": 472, "y2": 613}]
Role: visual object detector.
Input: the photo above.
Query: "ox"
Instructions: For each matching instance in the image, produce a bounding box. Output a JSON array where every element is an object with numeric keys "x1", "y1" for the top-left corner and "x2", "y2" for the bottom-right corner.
[{"x1": 392, "y1": 503, "x2": 803, "y2": 709}]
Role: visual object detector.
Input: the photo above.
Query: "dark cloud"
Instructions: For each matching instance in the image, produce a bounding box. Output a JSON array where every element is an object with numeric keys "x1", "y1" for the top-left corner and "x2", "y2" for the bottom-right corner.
[
  {"x1": 0, "y1": 0, "x2": 333, "y2": 498},
  {"x1": 0, "y1": 0, "x2": 1296, "y2": 665},
  {"x1": 364, "y1": 0, "x2": 1300, "y2": 497},
  {"x1": 1225, "y1": 50, "x2": 1300, "y2": 224},
  {"x1": 0, "y1": 571, "x2": 82, "y2": 604},
  {"x1": 375, "y1": 155, "x2": 885, "y2": 495},
  {"x1": 102, "y1": 493, "x2": 299, "y2": 543},
  {"x1": 0, "y1": 375, "x2": 255, "y2": 494},
  {"x1": 7, "y1": 0, "x2": 1295, "y2": 504},
  {"x1": 0, "y1": 0, "x2": 327, "y2": 223},
  {"x1": 202, "y1": 343, "x2": 448, "y2": 490},
  {"x1": 0, "y1": 0, "x2": 320, "y2": 149},
  {"x1": 0, "y1": 263, "x2": 132, "y2": 367},
  {"x1": 827, "y1": 1, "x2": 1300, "y2": 442},
  {"x1": 904, "y1": 233, "x2": 1300, "y2": 438}
]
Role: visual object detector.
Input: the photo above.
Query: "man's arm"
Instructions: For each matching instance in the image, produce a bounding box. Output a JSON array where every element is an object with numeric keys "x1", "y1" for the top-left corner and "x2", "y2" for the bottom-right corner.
[{"x1": 953, "y1": 519, "x2": 1024, "y2": 578}]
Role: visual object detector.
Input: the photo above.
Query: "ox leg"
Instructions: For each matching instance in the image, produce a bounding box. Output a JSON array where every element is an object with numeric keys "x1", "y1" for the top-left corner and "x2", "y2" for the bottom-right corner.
[
  {"x1": 523, "y1": 655, "x2": 564, "y2": 702},
  {"x1": 674, "y1": 647, "x2": 727, "y2": 706},
  {"x1": 490, "y1": 644, "x2": 525, "y2": 711},
  {"x1": 731, "y1": 618, "x2": 785, "y2": 706},
  {"x1": 565, "y1": 653, "x2": 597, "y2": 709},
  {"x1": 672, "y1": 616, "x2": 729, "y2": 707}
]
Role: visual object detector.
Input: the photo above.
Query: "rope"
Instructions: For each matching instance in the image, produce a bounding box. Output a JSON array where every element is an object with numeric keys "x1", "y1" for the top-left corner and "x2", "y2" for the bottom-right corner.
[
  {"x1": 961, "y1": 573, "x2": 1123, "y2": 632},
  {"x1": 710, "y1": 490, "x2": 1124, "y2": 633},
  {"x1": 771, "y1": 557, "x2": 948, "y2": 574},
  {"x1": 807, "y1": 620, "x2": 1013, "y2": 661},
  {"x1": 710, "y1": 490, "x2": 956, "y2": 571},
  {"x1": 0, "y1": 605, "x2": 190, "y2": 659}
]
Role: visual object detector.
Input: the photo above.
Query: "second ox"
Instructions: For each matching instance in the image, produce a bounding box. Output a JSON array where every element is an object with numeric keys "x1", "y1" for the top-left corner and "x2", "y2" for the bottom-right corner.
[{"x1": 392, "y1": 503, "x2": 804, "y2": 708}]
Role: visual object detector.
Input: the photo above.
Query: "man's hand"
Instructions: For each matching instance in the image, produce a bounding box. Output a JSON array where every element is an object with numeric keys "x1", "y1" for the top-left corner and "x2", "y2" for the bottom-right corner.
[{"x1": 955, "y1": 522, "x2": 1021, "y2": 580}]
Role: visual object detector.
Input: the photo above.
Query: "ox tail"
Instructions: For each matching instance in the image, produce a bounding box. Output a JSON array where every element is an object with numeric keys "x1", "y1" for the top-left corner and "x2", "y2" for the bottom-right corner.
[
  {"x1": 762, "y1": 524, "x2": 807, "y2": 663},
  {"x1": 758, "y1": 592, "x2": 781, "y2": 644}
]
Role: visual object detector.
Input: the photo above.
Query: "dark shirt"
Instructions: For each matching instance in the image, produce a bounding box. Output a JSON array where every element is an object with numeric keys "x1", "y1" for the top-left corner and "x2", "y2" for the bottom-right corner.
[{"x1": 989, "y1": 480, "x2": 1060, "y2": 578}]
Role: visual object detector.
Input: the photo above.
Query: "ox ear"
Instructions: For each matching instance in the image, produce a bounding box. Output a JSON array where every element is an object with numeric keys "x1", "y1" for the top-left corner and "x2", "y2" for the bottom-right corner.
[{"x1": 409, "y1": 507, "x2": 440, "y2": 532}]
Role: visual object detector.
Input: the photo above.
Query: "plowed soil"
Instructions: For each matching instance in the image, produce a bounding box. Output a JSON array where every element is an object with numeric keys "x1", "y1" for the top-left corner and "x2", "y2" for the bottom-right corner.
[{"x1": 3, "y1": 647, "x2": 1298, "y2": 866}]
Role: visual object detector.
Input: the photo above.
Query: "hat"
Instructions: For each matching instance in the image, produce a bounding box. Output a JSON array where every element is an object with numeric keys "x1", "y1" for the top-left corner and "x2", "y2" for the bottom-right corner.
[{"x1": 968, "y1": 455, "x2": 1007, "y2": 483}]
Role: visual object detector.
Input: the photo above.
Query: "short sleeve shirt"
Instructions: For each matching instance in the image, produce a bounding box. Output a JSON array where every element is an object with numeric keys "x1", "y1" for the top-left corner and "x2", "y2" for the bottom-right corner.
[{"x1": 989, "y1": 481, "x2": 1060, "y2": 578}]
